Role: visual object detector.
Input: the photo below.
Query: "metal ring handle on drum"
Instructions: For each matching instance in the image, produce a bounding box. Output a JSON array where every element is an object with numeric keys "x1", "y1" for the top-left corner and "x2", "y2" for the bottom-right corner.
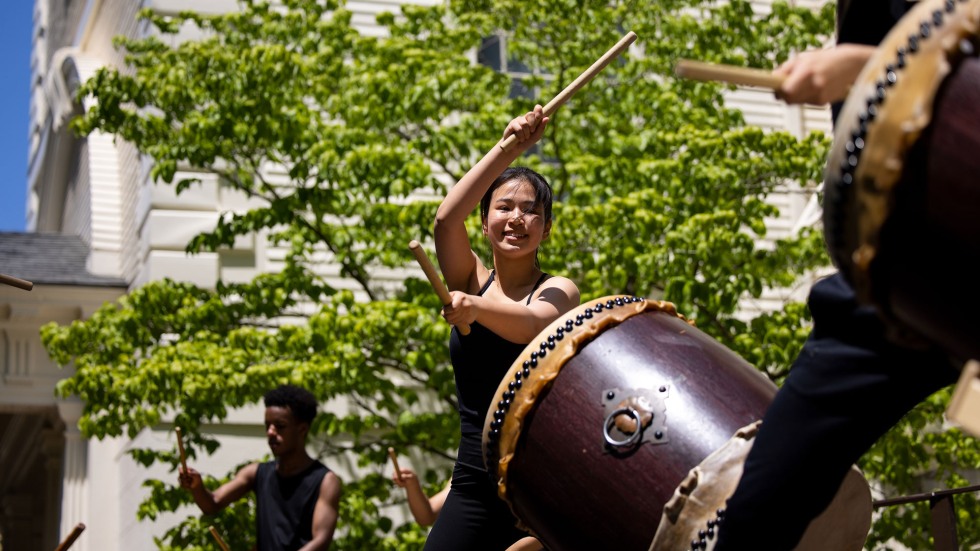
[{"x1": 603, "y1": 407, "x2": 643, "y2": 448}]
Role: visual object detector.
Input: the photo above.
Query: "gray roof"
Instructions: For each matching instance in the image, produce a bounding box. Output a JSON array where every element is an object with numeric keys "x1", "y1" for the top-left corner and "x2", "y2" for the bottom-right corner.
[{"x1": 0, "y1": 232, "x2": 128, "y2": 288}]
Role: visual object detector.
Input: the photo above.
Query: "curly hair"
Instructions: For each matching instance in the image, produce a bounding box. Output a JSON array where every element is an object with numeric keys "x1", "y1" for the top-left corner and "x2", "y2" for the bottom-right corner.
[{"x1": 264, "y1": 384, "x2": 318, "y2": 424}]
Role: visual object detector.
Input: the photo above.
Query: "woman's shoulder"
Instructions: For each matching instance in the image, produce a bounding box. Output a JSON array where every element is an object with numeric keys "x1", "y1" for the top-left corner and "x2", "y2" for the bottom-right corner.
[
  {"x1": 533, "y1": 274, "x2": 580, "y2": 308},
  {"x1": 539, "y1": 273, "x2": 577, "y2": 289}
]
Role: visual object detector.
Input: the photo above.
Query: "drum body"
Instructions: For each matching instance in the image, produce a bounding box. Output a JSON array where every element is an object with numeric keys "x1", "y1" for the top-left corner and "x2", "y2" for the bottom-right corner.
[
  {"x1": 823, "y1": 0, "x2": 980, "y2": 362},
  {"x1": 482, "y1": 296, "x2": 777, "y2": 550}
]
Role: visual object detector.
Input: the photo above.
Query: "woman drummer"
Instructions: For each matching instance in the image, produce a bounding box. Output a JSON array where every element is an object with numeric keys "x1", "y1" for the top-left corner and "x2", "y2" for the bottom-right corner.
[{"x1": 424, "y1": 104, "x2": 580, "y2": 550}]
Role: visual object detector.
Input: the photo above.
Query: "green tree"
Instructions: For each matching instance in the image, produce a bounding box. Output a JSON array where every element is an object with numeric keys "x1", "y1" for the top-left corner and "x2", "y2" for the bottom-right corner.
[{"x1": 42, "y1": 0, "x2": 978, "y2": 549}]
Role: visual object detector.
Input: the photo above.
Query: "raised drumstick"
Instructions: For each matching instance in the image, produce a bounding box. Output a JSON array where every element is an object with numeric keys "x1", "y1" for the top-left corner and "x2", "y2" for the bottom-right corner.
[
  {"x1": 499, "y1": 31, "x2": 638, "y2": 152},
  {"x1": 408, "y1": 240, "x2": 471, "y2": 335},
  {"x1": 388, "y1": 447, "x2": 403, "y2": 481},
  {"x1": 0, "y1": 273, "x2": 33, "y2": 291},
  {"x1": 54, "y1": 522, "x2": 85, "y2": 551},
  {"x1": 209, "y1": 526, "x2": 232, "y2": 551},
  {"x1": 175, "y1": 426, "x2": 188, "y2": 474},
  {"x1": 674, "y1": 59, "x2": 785, "y2": 90}
]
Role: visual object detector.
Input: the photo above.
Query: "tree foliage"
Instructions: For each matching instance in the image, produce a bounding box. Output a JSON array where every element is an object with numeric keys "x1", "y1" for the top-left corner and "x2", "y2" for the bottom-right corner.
[{"x1": 42, "y1": 0, "x2": 978, "y2": 548}]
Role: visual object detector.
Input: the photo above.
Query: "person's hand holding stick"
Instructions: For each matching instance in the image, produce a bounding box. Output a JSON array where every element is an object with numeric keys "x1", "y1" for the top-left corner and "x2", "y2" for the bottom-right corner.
[
  {"x1": 409, "y1": 240, "x2": 471, "y2": 335},
  {"x1": 54, "y1": 522, "x2": 85, "y2": 551},
  {"x1": 499, "y1": 30, "x2": 638, "y2": 152}
]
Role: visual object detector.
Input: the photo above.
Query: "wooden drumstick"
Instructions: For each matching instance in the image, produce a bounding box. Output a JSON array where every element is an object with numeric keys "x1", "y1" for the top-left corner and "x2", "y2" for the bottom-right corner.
[
  {"x1": 387, "y1": 447, "x2": 403, "y2": 481},
  {"x1": 408, "y1": 240, "x2": 471, "y2": 335},
  {"x1": 674, "y1": 59, "x2": 785, "y2": 90},
  {"x1": 209, "y1": 526, "x2": 232, "y2": 551},
  {"x1": 175, "y1": 426, "x2": 188, "y2": 474},
  {"x1": 54, "y1": 522, "x2": 85, "y2": 551},
  {"x1": 0, "y1": 273, "x2": 33, "y2": 291},
  {"x1": 499, "y1": 31, "x2": 638, "y2": 152}
]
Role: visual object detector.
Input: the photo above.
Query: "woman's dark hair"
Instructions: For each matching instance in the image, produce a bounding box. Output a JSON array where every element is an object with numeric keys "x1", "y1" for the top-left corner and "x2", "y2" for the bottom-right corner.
[
  {"x1": 264, "y1": 384, "x2": 318, "y2": 424},
  {"x1": 480, "y1": 166, "x2": 553, "y2": 223}
]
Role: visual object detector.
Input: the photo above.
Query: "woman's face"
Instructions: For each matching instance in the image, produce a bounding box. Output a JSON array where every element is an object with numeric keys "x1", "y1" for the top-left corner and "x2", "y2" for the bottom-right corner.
[{"x1": 482, "y1": 179, "x2": 551, "y2": 258}]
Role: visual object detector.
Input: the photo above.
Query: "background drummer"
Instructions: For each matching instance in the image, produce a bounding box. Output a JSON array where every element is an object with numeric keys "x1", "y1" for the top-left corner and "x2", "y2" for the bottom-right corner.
[
  {"x1": 178, "y1": 384, "x2": 343, "y2": 551},
  {"x1": 714, "y1": 0, "x2": 960, "y2": 548},
  {"x1": 424, "y1": 104, "x2": 579, "y2": 550}
]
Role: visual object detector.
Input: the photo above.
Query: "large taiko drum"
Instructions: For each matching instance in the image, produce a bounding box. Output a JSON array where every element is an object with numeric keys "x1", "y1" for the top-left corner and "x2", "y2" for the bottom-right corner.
[
  {"x1": 481, "y1": 296, "x2": 871, "y2": 550},
  {"x1": 823, "y1": 0, "x2": 980, "y2": 363}
]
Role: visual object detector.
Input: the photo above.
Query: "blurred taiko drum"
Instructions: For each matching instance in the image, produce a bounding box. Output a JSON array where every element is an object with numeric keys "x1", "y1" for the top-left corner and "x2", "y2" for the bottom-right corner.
[
  {"x1": 481, "y1": 296, "x2": 873, "y2": 550},
  {"x1": 823, "y1": 0, "x2": 980, "y2": 363}
]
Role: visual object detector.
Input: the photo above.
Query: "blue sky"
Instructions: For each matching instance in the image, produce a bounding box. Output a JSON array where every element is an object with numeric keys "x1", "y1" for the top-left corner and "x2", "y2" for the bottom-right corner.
[{"x1": 0, "y1": 2, "x2": 34, "y2": 232}]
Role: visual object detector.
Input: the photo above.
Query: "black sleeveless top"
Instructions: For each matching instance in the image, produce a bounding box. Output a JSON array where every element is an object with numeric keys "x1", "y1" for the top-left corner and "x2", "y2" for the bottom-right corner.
[
  {"x1": 831, "y1": 0, "x2": 911, "y2": 122},
  {"x1": 449, "y1": 271, "x2": 549, "y2": 470},
  {"x1": 255, "y1": 459, "x2": 330, "y2": 551}
]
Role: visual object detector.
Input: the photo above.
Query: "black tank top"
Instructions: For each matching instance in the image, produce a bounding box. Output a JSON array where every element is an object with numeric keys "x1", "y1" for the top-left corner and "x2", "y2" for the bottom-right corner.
[
  {"x1": 449, "y1": 271, "x2": 549, "y2": 470},
  {"x1": 255, "y1": 459, "x2": 330, "y2": 551},
  {"x1": 831, "y1": 0, "x2": 910, "y2": 123}
]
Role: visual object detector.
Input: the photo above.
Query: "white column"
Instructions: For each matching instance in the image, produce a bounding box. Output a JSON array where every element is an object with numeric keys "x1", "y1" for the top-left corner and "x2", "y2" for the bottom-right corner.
[
  {"x1": 42, "y1": 425, "x2": 65, "y2": 551},
  {"x1": 58, "y1": 399, "x2": 88, "y2": 551}
]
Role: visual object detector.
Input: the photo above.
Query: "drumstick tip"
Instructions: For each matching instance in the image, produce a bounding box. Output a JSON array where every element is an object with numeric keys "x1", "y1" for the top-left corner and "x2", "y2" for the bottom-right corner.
[
  {"x1": 673, "y1": 59, "x2": 693, "y2": 77},
  {"x1": 408, "y1": 239, "x2": 420, "y2": 250},
  {"x1": 388, "y1": 447, "x2": 403, "y2": 480},
  {"x1": 0, "y1": 273, "x2": 34, "y2": 291},
  {"x1": 175, "y1": 426, "x2": 188, "y2": 471}
]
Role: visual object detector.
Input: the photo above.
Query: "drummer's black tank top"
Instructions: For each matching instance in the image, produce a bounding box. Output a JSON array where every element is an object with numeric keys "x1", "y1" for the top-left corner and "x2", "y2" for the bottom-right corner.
[
  {"x1": 449, "y1": 270, "x2": 549, "y2": 471},
  {"x1": 255, "y1": 459, "x2": 329, "y2": 551}
]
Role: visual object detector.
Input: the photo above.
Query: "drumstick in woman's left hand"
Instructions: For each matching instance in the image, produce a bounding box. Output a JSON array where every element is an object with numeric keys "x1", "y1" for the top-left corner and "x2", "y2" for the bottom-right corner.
[
  {"x1": 408, "y1": 240, "x2": 471, "y2": 335},
  {"x1": 209, "y1": 526, "x2": 231, "y2": 551}
]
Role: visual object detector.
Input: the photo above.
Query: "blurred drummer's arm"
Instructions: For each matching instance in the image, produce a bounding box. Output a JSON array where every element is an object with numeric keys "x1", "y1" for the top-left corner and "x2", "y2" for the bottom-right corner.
[
  {"x1": 393, "y1": 467, "x2": 443, "y2": 526},
  {"x1": 774, "y1": 44, "x2": 876, "y2": 105},
  {"x1": 505, "y1": 536, "x2": 544, "y2": 551}
]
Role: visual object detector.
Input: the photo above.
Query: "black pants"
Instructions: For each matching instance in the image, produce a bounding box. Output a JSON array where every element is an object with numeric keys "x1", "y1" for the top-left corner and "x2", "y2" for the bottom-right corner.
[
  {"x1": 422, "y1": 462, "x2": 529, "y2": 551},
  {"x1": 715, "y1": 273, "x2": 959, "y2": 550}
]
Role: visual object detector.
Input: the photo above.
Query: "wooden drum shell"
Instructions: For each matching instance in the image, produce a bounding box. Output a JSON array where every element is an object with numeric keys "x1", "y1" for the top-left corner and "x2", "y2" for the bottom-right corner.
[{"x1": 482, "y1": 297, "x2": 776, "y2": 551}]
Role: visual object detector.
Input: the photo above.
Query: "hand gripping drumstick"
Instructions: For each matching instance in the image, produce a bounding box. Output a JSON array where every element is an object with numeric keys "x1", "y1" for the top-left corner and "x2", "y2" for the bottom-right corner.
[
  {"x1": 408, "y1": 240, "x2": 471, "y2": 335},
  {"x1": 0, "y1": 273, "x2": 33, "y2": 291},
  {"x1": 209, "y1": 526, "x2": 232, "y2": 551},
  {"x1": 175, "y1": 426, "x2": 188, "y2": 474},
  {"x1": 499, "y1": 31, "x2": 638, "y2": 152},
  {"x1": 387, "y1": 447, "x2": 403, "y2": 482},
  {"x1": 54, "y1": 523, "x2": 85, "y2": 551},
  {"x1": 674, "y1": 59, "x2": 785, "y2": 90}
]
